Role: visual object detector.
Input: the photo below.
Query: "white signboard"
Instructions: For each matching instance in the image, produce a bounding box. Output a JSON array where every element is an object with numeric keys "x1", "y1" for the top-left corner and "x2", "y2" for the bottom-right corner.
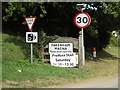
[
  {"x1": 26, "y1": 32, "x2": 38, "y2": 43},
  {"x1": 49, "y1": 43, "x2": 73, "y2": 53},
  {"x1": 50, "y1": 53, "x2": 77, "y2": 67}
]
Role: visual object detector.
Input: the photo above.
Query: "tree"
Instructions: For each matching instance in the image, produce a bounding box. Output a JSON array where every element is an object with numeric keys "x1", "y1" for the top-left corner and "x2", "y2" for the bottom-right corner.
[
  {"x1": 82, "y1": 2, "x2": 120, "y2": 49},
  {"x1": 2, "y1": 2, "x2": 120, "y2": 50},
  {"x1": 2, "y1": 2, "x2": 47, "y2": 34}
]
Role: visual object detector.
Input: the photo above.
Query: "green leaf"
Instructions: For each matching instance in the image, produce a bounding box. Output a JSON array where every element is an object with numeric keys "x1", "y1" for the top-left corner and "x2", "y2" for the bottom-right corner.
[
  {"x1": 40, "y1": 14, "x2": 44, "y2": 18},
  {"x1": 111, "y1": 12, "x2": 119, "y2": 17},
  {"x1": 22, "y1": 21, "x2": 26, "y2": 25}
]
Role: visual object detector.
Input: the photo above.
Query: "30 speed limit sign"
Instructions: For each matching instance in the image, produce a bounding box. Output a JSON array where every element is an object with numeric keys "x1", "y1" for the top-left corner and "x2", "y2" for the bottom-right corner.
[{"x1": 74, "y1": 12, "x2": 91, "y2": 28}]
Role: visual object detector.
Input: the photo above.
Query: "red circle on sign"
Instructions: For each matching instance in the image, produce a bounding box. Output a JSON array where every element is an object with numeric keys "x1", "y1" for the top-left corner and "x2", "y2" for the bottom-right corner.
[{"x1": 74, "y1": 12, "x2": 91, "y2": 28}]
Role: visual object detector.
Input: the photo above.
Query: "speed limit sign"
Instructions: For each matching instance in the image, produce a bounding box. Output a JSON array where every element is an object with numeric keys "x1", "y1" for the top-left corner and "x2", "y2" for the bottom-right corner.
[{"x1": 74, "y1": 12, "x2": 91, "y2": 28}]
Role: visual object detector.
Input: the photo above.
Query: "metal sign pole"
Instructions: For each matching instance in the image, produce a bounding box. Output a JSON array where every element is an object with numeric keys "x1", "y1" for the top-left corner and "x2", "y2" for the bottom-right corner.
[
  {"x1": 31, "y1": 43, "x2": 33, "y2": 63},
  {"x1": 31, "y1": 29, "x2": 33, "y2": 63}
]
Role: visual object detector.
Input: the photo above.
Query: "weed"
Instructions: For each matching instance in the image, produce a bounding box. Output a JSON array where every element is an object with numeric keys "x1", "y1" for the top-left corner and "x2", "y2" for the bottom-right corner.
[{"x1": 7, "y1": 83, "x2": 19, "y2": 86}]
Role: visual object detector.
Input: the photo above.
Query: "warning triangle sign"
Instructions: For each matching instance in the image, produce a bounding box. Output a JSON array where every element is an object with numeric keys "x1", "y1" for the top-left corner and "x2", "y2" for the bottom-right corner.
[{"x1": 24, "y1": 16, "x2": 37, "y2": 31}]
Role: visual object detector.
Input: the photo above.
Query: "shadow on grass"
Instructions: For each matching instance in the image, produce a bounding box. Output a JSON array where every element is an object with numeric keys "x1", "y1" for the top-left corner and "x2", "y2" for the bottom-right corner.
[
  {"x1": 86, "y1": 49, "x2": 119, "y2": 62},
  {"x1": 96, "y1": 49, "x2": 119, "y2": 61}
]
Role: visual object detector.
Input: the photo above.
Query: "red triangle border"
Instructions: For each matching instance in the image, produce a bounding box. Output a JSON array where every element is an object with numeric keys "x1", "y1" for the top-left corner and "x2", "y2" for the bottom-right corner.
[{"x1": 24, "y1": 16, "x2": 37, "y2": 31}]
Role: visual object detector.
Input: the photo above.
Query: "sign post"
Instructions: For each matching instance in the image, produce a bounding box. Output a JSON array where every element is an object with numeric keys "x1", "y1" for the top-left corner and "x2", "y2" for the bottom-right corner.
[
  {"x1": 31, "y1": 43, "x2": 33, "y2": 63},
  {"x1": 78, "y1": 31, "x2": 83, "y2": 68},
  {"x1": 74, "y1": 11, "x2": 91, "y2": 68},
  {"x1": 93, "y1": 47, "x2": 97, "y2": 61},
  {"x1": 24, "y1": 16, "x2": 37, "y2": 63}
]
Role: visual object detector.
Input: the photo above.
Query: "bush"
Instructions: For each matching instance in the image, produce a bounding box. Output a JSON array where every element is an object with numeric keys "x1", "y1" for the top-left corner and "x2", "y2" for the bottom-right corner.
[
  {"x1": 2, "y1": 33, "x2": 29, "y2": 65},
  {"x1": 110, "y1": 36, "x2": 118, "y2": 46},
  {"x1": 34, "y1": 31, "x2": 59, "y2": 62}
]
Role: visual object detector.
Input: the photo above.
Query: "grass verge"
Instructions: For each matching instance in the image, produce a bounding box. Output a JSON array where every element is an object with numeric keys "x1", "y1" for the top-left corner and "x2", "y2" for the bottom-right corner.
[{"x1": 2, "y1": 33, "x2": 118, "y2": 88}]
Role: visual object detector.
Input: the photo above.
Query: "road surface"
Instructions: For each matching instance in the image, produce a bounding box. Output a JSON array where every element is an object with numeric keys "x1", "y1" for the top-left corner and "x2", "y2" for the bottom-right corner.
[{"x1": 47, "y1": 74, "x2": 118, "y2": 88}]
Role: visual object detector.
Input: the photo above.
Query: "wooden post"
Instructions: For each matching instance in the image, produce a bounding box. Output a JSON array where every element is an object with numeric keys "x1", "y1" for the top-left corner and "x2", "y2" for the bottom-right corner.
[{"x1": 78, "y1": 30, "x2": 83, "y2": 69}]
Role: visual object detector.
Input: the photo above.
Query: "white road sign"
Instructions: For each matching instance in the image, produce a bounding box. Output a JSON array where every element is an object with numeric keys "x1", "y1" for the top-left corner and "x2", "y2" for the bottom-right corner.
[
  {"x1": 26, "y1": 32, "x2": 38, "y2": 43},
  {"x1": 49, "y1": 43, "x2": 73, "y2": 53},
  {"x1": 24, "y1": 16, "x2": 37, "y2": 31},
  {"x1": 50, "y1": 53, "x2": 77, "y2": 67},
  {"x1": 74, "y1": 12, "x2": 91, "y2": 28}
]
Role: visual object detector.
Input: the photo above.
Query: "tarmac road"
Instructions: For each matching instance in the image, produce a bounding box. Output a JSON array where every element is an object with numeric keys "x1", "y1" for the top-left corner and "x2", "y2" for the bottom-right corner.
[{"x1": 47, "y1": 74, "x2": 118, "y2": 88}]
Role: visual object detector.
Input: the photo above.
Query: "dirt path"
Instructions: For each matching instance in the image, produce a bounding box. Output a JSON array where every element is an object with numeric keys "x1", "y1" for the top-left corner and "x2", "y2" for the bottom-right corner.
[{"x1": 47, "y1": 74, "x2": 118, "y2": 88}]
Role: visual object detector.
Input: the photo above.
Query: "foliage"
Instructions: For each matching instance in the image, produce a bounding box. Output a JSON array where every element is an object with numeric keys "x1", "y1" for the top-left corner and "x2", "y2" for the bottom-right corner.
[
  {"x1": 38, "y1": 31, "x2": 59, "y2": 47},
  {"x1": 34, "y1": 31, "x2": 59, "y2": 61},
  {"x1": 2, "y1": 2, "x2": 46, "y2": 22},
  {"x1": 85, "y1": 2, "x2": 120, "y2": 49},
  {"x1": 110, "y1": 36, "x2": 118, "y2": 46},
  {"x1": 2, "y1": 34, "x2": 30, "y2": 65},
  {"x1": 2, "y1": 2, "x2": 120, "y2": 50}
]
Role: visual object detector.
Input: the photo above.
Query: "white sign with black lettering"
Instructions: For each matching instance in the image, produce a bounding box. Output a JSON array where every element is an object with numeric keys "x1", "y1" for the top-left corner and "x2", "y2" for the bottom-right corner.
[
  {"x1": 26, "y1": 32, "x2": 38, "y2": 43},
  {"x1": 49, "y1": 43, "x2": 73, "y2": 53},
  {"x1": 50, "y1": 53, "x2": 77, "y2": 67}
]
